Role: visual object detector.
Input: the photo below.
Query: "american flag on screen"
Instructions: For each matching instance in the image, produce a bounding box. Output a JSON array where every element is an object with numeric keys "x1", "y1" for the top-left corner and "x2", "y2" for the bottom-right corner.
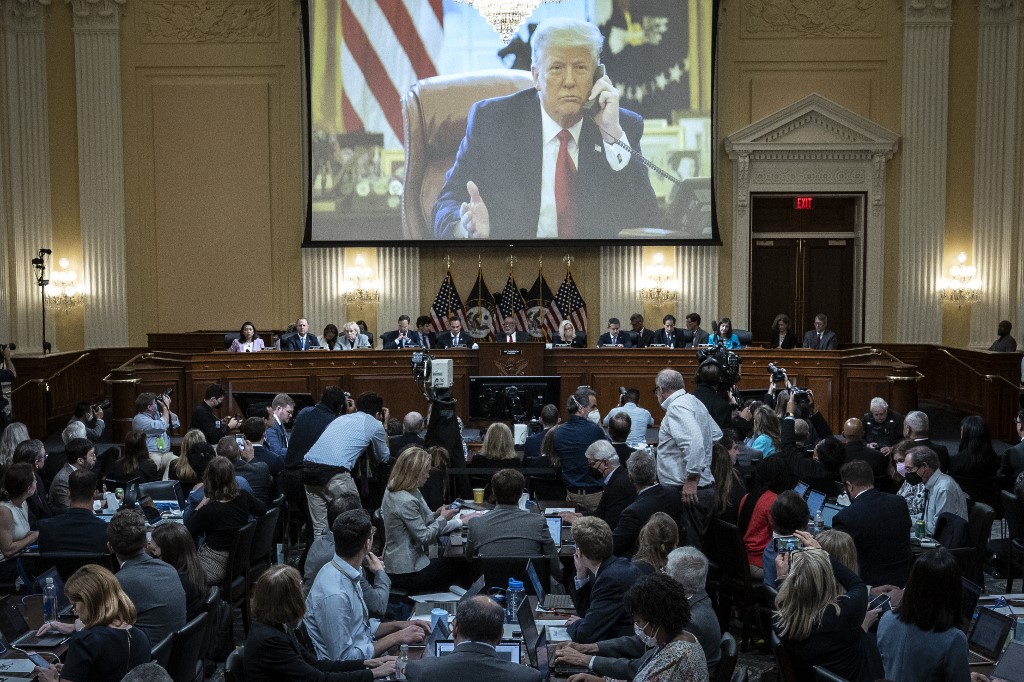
[
  {"x1": 429, "y1": 270, "x2": 466, "y2": 332},
  {"x1": 498, "y1": 274, "x2": 530, "y2": 332},
  {"x1": 545, "y1": 271, "x2": 588, "y2": 334},
  {"x1": 340, "y1": 0, "x2": 443, "y2": 148}
]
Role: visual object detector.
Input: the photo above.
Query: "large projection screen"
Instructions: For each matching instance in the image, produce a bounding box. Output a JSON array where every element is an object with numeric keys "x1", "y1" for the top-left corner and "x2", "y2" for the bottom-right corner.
[{"x1": 304, "y1": 0, "x2": 718, "y2": 245}]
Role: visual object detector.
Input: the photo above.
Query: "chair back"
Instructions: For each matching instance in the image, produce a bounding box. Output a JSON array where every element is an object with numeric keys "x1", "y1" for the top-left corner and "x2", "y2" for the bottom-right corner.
[
  {"x1": 139, "y1": 480, "x2": 185, "y2": 507},
  {"x1": 36, "y1": 551, "x2": 116, "y2": 581},
  {"x1": 371, "y1": 508, "x2": 387, "y2": 556},
  {"x1": 167, "y1": 611, "x2": 208, "y2": 682},
  {"x1": 223, "y1": 647, "x2": 244, "y2": 682},
  {"x1": 528, "y1": 474, "x2": 566, "y2": 502},
  {"x1": 223, "y1": 520, "x2": 258, "y2": 591},
  {"x1": 771, "y1": 630, "x2": 800, "y2": 682},
  {"x1": 150, "y1": 632, "x2": 173, "y2": 669},
  {"x1": 968, "y1": 502, "x2": 995, "y2": 585},
  {"x1": 249, "y1": 505, "x2": 282, "y2": 575},
  {"x1": 707, "y1": 518, "x2": 753, "y2": 584},
  {"x1": 203, "y1": 587, "x2": 234, "y2": 663},
  {"x1": 814, "y1": 665, "x2": 850, "y2": 681},
  {"x1": 401, "y1": 69, "x2": 534, "y2": 238},
  {"x1": 734, "y1": 330, "x2": 753, "y2": 347},
  {"x1": 715, "y1": 631, "x2": 739, "y2": 682},
  {"x1": 476, "y1": 555, "x2": 549, "y2": 593},
  {"x1": 1003, "y1": 490, "x2": 1024, "y2": 540}
]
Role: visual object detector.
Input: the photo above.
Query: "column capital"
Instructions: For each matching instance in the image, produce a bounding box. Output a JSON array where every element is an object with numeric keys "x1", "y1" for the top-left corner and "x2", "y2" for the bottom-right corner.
[
  {"x1": 903, "y1": 0, "x2": 952, "y2": 24},
  {"x1": 67, "y1": 0, "x2": 125, "y2": 31},
  {"x1": 3, "y1": 0, "x2": 52, "y2": 32},
  {"x1": 978, "y1": 0, "x2": 1019, "y2": 24}
]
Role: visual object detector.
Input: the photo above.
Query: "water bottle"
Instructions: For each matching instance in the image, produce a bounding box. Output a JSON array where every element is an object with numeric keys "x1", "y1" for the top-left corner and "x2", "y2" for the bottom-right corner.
[
  {"x1": 395, "y1": 643, "x2": 409, "y2": 679},
  {"x1": 43, "y1": 577, "x2": 58, "y2": 623},
  {"x1": 506, "y1": 578, "x2": 524, "y2": 623},
  {"x1": 814, "y1": 508, "x2": 824, "y2": 535}
]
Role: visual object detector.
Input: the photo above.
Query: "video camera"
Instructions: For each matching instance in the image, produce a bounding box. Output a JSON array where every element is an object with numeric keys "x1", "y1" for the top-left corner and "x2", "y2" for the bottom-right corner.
[
  {"x1": 696, "y1": 341, "x2": 742, "y2": 390},
  {"x1": 767, "y1": 363, "x2": 812, "y2": 408},
  {"x1": 411, "y1": 351, "x2": 454, "y2": 402}
]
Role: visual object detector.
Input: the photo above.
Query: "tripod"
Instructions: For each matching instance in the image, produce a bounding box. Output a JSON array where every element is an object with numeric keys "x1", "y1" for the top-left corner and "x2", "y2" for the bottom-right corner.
[{"x1": 31, "y1": 249, "x2": 51, "y2": 354}]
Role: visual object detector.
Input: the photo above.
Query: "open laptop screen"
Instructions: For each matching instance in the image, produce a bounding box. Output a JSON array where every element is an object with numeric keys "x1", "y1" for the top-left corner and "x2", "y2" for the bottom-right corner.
[
  {"x1": 969, "y1": 608, "x2": 1014, "y2": 659},
  {"x1": 435, "y1": 640, "x2": 522, "y2": 663},
  {"x1": 805, "y1": 490, "x2": 826, "y2": 519},
  {"x1": 545, "y1": 516, "x2": 562, "y2": 546}
]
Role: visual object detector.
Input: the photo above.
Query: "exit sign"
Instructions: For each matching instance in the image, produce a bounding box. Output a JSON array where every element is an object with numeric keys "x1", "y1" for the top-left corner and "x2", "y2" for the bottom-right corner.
[{"x1": 794, "y1": 196, "x2": 814, "y2": 210}]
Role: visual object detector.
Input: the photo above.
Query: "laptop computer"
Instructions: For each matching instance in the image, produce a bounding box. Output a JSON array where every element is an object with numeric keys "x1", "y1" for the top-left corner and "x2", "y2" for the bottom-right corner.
[
  {"x1": 534, "y1": 629, "x2": 550, "y2": 678},
  {"x1": 794, "y1": 481, "x2": 809, "y2": 497},
  {"x1": 435, "y1": 640, "x2": 522, "y2": 663},
  {"x1": 805, "y1": 489, "x2": 826, "y2": 520},
  {"x1": 526, "y1": 559, "x2": 574, "y2": 611},
  {"x1": 967, "y1": 607, "x2": 1014, "y2": 665},
  {"x1": 546, "y1": 516, "x2": 562, "y2": 547},
  {"x1": 412, "y1": 575, "x2": 485, "y2": 617},
  {"x1": 0, "y1": 597, "x2": 69, "y2": 648},
  {"x1": 820, "y1": 502, "x2": 843, "y2": 529},
  {"x1": 421, "y1": 619, "x2": 450, "y2": 658},
  {"x1": 960, "y1": 577, "x2": 982, "y2": 629},
  {"x1": 517, "y1": 598, "x2": 540, "y2": 665},
  {"x1": 993, "y1": 641, "x2": 1024, "y2": 682}
]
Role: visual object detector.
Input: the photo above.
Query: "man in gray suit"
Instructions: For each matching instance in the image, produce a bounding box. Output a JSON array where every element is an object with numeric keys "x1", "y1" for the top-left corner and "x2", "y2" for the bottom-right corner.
[
  {"x1": 406, "y1": 596, "x2": 541, "y2": 682},
  {"x1": 48, "y1": 438, "x2": 96, "y2": 514},
  {"x1": 802, "y1": 313, "x2": 838, "y2": 349},
  {"x1": 465, "y1": 469, "x2": 561, "y2": 580}
]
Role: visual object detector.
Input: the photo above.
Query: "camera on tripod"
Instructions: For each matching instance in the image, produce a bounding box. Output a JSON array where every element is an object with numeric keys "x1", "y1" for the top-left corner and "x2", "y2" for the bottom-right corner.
[{"x1": 696, "y1": 341, "x2": 742, "y2": 389}]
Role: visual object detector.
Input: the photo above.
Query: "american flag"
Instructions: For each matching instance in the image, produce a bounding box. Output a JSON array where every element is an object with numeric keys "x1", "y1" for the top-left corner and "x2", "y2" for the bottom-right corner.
[
  {"x1": 466, "y1": 269, "x2": 498, "y2": 340},
  {"x1": 498, "y1": 274, "x2": 530, "y2": 332},
  {"x1": 429, "y1": 270, "x2": 466, "y2": 332},
  {"x1": 545, "y1": 270, "x2": 588, "y2": 334},
  {"x1": 339, "y1": 0, "x2": 443, "y2": 148},
  {"x1": 524, "y1": 272, "x2": 556, "y2": 340}
]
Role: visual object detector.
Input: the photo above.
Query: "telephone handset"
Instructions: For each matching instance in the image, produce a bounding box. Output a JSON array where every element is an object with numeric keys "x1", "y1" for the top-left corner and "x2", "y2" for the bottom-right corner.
[{"x1": 582, "y1": 63, "x2": 607, "y2": 112}]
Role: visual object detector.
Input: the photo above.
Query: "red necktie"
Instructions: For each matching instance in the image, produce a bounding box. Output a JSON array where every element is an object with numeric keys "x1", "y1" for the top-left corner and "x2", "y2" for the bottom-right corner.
[{"x1": 555, "y1": 129, "x2": 577, "y2": 238}]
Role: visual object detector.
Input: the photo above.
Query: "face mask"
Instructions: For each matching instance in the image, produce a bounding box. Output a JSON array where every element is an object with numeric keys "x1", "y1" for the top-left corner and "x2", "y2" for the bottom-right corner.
[
  {"x1": 587, "y1": 410, "x2": 601, "y2": 425},
  {"x1": 587, "y1": 466, "x2": 603, "y2": 481},
  {"x1": 896, "y1": 461, "x2": 906, "y2": 477},
  {"x1": 904, "y1": 471, "x2": 923, "y2": 486},
  {"x1": 634, "y1": 622, "x2": 659, "y2": 648}
]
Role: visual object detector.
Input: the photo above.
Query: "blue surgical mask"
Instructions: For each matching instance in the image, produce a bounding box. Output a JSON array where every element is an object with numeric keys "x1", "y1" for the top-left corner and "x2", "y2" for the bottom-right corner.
[
  {"x1": 634, "y1": 622, "x2": 659, "y2": 648},
  {"x1": 896, "y1": 461, "x2": 906, "y2": 477}
]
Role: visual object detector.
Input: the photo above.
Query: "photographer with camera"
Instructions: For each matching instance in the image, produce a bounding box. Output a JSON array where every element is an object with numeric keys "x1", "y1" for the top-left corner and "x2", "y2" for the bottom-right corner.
[
  {"x1": 778, "y1": 391, "x2": 843, "y2": 496},
  {"x1": 190, "y1": 384, "x2": 240, "y2": 445},
  {"x1": 0, "y1": 344, "x2": 14, "y2": 382},
  {"x1": 68, "y1": 400, "x2": 108, "y2": 442},
  {"x1": 131, "y1": 391, "x2": 180, "y2": 477}
]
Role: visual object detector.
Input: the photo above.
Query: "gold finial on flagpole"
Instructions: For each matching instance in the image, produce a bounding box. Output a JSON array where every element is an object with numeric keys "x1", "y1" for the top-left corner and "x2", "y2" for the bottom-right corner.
[
  {"x1": 563, "y1": 254, "x2": 574, "y2": 270},
  {"x1": 444, "y1": 253, "x2": 453, "y2": 270},
  {"x1": 538, "y1": 255, "x2": 543, "y2": 270},
  {"x1": 507, "y1": 254, "x2": 517, "y2": 272},
  {"x1": 478, "y1": 254, "x2": 482, "y2": 269}
]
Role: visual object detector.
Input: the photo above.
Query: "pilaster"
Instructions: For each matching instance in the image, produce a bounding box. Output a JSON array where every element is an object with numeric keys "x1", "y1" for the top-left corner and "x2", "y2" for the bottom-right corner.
[
  {"x1": 599, "y1": 245, "x2": 642, "y2": 326},
  {"x1": 377, "y1": 247, "x2": 419, "y2": 346}
]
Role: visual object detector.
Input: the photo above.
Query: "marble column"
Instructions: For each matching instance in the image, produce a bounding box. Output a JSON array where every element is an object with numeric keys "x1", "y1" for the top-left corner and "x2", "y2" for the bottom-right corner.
[
  {"x1": 599, "y1": 245, "x2": 642, "y2": 323},
  {"x1": 2, "y1": 0, "x2": 54, "y2": 352},
  {"x1": 69, "y1": 0, "x2": 128, "y2": 348},
  {"x1": 896, "y1": 0, "x2": 952, "y2": 343},
  {"x1": 969, "y1": 0, "x2": 1022, "y2": 347},
  {"x1": 377, "y1": 247, "x2": 419, "y2": 343}
]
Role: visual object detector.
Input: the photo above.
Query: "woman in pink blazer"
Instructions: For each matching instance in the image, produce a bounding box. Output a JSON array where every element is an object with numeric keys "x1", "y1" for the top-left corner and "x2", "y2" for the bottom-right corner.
[{"x1": 229, "y1": 321, "x2": 265, "y2": 352}]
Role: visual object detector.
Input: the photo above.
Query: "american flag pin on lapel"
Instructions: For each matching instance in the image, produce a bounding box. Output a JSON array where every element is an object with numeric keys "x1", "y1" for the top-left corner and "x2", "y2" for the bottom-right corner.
[{"x1": 594, "y1": 144, "x2": 602, "y2": 152}]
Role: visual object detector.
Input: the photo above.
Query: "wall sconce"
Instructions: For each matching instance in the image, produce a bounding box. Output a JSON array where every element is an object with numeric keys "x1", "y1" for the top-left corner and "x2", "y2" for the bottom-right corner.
[
  {"x1": 639, "y1": 253, "x2": 679, "y2": 305},
  {"x1": 341, "y1": 254, "x2": 380, "y2": 309},
  {"x1": 938, "y1": 252, "x2": 981, "y2": 308},
  {"x1": 47, "y1": 257, "x2": 83, "y2": 313}
]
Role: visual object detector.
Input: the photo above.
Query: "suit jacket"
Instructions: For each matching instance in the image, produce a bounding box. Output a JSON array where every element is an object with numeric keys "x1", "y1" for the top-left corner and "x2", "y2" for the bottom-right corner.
[
  {"x1": 436, "y1": 331, "x2": 470, "y2": 348},
  {"x1": 999, "y1": 440, "x2": 1024, "y2": 481},
  {"x1": 381, "y1": 329, "x2": 422, "y2": 349},
  {"x1": 229, "y1": 337, "x2": 265, "y2": 353},
  {"x1": 833, "y1": 487, "x2": 913, "y2": 587},
  {"x1": 48, "y1": 463, "x2": 75, "y2": 513},
  {"x1": 252, "y1": 443, "x2": 285, "y2": 477},
  {"x1": 243, "y1": 620, "x2": 372, "y2": 682},
  {"x1": 552, "y1": 332, "x2": 587, "y2": 348},
  {"x1": 419, "y1": 331, "x2": 438, "y2": 349},
  {"x1": 266, "y1": 419, "x2": 289, "y2": 459},
  {"x1": 593, "y1": 465, "x2": 636, "y2": 531},
  {"x1": 688, "y1": 327, "x2": 710, "y2": 347},
  {"x1": 802, "y1": 329, "x2": 838, "y2": 350},
  {"x1": 116, "y1": 552, "x2": 187, "y2": 647},
  {"x1": 235, "y1": 459, "x2": 273, "y2": 506},
  {"x1": 649, "y1": 328, "x2": 691, "y2": 348},
  {"x1": 494, "y1": 330, "x2": 530, "y2": 343},
  {"x1": 37, "y1": 507, "x2": 109, "y2": 554},
  {"x1": 770, "y1": 331, "x2": 798, "y2": 349},
  {"x1": 406, "y1": 641, "x2": 541, "y2": 682},
  {"x1": 843, "y1": 441, "x2": 889, "y2": 478},
  {"x1": 568, "y1": 556, "x2": 642, "y2": 643},
  {"x1": 281, "y1": 334, "x2": 320, "y2": 351},
  {"x1": 433, "y1": 88, "x2": 657, "y2": 240},
  {"x1": 630, "y1": 328, "x2": 655, "y2": 348},
  {"x1": 913, "y1": 438, "x2": 951, "y2": 473},
  {"x1": 597, "y1": 331, "x2": 633, "y2": 348},
  {"x1": 613, "y1": 484, "x2": 682, "y2": 557},
  {"x1": 465, "y1": 503, "x2": 561, "y2": 579}
]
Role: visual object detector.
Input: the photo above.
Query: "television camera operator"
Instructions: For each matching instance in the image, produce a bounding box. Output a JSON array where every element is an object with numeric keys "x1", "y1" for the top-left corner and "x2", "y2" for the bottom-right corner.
[
  {"x1": 414, "y1": 351, "x2": 472, "y2": 500},
  {"x1": 692, "y1": 342, "x2": 742, "y2": 432}
]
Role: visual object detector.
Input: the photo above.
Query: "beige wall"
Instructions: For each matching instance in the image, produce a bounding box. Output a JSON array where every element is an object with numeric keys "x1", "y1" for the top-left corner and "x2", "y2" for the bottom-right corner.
[{"x1": 3, "y1": 0, "x2": 1019, "y2": 351}]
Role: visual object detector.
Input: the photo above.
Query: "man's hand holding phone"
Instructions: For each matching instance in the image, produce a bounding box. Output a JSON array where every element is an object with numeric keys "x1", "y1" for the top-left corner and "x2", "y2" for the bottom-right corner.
[{"x1": 586, "y1": 65, "x2": 624, "y2": 143}]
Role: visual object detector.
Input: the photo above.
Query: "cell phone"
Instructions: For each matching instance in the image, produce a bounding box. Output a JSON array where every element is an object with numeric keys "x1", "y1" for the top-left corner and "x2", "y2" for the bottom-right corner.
[
  {"x1": 235, "y1": 435, "x2": 246, "y2": 448},
  {"x1": 448, "y1": 500, "x2": 463, "y2": 510},
  {"x1": 774, "y1": 536, "x2": 801, "y2": 553},
  {"x1": 582, "y1": 64, "x2": 607, "y2": 112},
  {"x1": 26, "y1": 652, "x2": 48, "y2": 668},
  {"x1": 868, "y1": 594, "x2": 891, "y2": 612}
]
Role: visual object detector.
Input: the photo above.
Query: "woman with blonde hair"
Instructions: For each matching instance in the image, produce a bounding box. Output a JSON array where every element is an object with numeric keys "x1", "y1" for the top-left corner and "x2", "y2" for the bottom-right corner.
[
  {"x1": 470, "y1": 422, "x2": 522, "y2": 468},
  {"x1": 33, "y1": 564, "x2": 151, "y2": 681},
  {"x1": 632, "y1": 511, "x2": 679, "y2": 574},
  {"x1": 381, "y1": 447, "x2": 470, "y2": 592},
  {"x1": 0, "y1": 421, "x2": 29, "y2": 472},
  {"x1": 745, "y1": 405, "x2": 781, "y2": 457},
  {"x1": 815, "y1": 529, "x2": 859, "y2": 575},
  {"x1": 773, "y1": 530, "x2": 883, "y2": 681},
  {"x1": 170, "y1": 429, "x2": 207, "y2": 488},
  {"x1": 555, "y1": 319, "x2": 586, "y2": 347}
]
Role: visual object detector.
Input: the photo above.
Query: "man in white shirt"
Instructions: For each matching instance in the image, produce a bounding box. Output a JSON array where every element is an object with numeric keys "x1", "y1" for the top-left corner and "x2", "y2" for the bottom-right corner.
[{"x1": 904, "y1": 446, "x2": 967, "y2": 537}]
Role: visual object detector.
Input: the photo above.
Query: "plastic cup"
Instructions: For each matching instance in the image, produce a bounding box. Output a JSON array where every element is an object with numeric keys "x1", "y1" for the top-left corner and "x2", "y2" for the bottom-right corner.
[
  {"x1": 473, "y1": 488, "x2": 485, "y2": 504},
  {"x1": 431, "y1": 608, "x2": 447, "y2": 632},
  {"x1": 1016, "y1": 616, "x2": 1024, "y2": 644}
]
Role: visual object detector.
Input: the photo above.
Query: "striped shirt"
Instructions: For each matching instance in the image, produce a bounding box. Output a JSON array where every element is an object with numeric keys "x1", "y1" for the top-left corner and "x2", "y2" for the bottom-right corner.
[{"x1": 304, "y1": 411, "x2": 390, "y2": 470}]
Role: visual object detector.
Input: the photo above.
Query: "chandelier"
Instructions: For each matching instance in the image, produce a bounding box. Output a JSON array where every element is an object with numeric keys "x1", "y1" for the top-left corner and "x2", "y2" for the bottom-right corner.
[
  {"x1": 341, "y1": 254, "x2": 380, "y2": 309},
  {"x1": 938, "y1": 251, "x2": 981, "y2": 308},
  {"x1": 639, "y1": 252, "x2": 679, "y2": 305},
  {"x1": 457, "y1": 0, "x2": 565, "y2": 43},
  {"x1": 48, "y1": 257, "x2": 84, "y2": 313}
]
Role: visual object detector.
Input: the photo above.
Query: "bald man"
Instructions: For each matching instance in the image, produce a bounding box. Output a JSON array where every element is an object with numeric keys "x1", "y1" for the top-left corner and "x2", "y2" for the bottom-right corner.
[{"x1": 841, "y1": 417, "x2": 888, "y2": 478}]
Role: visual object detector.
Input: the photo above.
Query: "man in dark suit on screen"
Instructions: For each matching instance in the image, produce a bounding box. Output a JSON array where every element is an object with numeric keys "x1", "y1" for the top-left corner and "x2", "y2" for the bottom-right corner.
[{"x1": 432, "y1": 18, "x2": 657, "y2": 240}]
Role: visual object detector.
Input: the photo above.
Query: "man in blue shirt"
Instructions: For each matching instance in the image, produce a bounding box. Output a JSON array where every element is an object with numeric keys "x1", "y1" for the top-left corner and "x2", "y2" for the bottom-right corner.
[
  {"x1": 131, "y1": 391, "x2": 179, "y2": 477},
  {"x1": 603, "y1": 388, "x2": 653, "y2": 449},
  {"x1": 553, "y1": 387, "x2": 608, "y2": 513}
]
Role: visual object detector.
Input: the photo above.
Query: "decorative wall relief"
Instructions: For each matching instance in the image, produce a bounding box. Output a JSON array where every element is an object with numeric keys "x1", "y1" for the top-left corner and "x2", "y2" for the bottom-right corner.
[
  {"x1": 140, "y1": 0, "x2": 276, "y2": 43},
  {"x1": 742, "y1": 0, "x2": 878, "y2": 38}
]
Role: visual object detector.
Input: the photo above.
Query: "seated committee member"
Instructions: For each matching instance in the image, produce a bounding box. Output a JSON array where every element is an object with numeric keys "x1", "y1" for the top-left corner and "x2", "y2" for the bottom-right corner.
[
  {"x1": 709, "y1": 317, "x2": 741, "y2": 349},
  {"x1": 416, "y1": 315, "x2": 437, "y2": 349},
  {"x1": 495, "y1": 315, "x2": 529, "y2": 343},
  {"x1": 436, "y1": 317, "x2": 469, "y2": 348},
  {"x1": 597, "y1": 318, "x2": 632, "y2": 347},
  {"x1": 319, "y1": 324, "x2": 343, "y2": 351},
  {"x1": 305, "y1": 509, "x2": 429, "y2": 661},
  {"x1": 281, "y1": 318, "x2": 320, "y2": 351},
  {"x1": 554, "y1": 319, "x2": 587, "y2": 347},
  {"x1": 432, "y1": 18, "x2": 657, "y2": 240},
  {"x1": 337, "y1": 321, "x2": 372, "y2": 350},
  {"x1": 629, "y1": 313, "x2": 656, "y2": 348},
  {"x1": 771, "y1": 314, "x2": 798, "y2": 350},
  {"x1": 683, "y1": 313, "x2": 710, "y2": 348},
  {"x1": 803, "y1": 313, "x2": 838, "y2": 349},
  {"x1": 567, "y1": 516, "x2": 642, "y2": 643},
  {"x1": 229, "y1": 321, "x2": 264, "y2": 352},
  {"x1": 246, "y1": 564, "x2": 396, "y2": 681},
  {"x1": 406, "y1": 596, "x2": 541, "y2": 682},
  {"x1": 381, "y1": 315, "x2": 422, "y2": 349},
  {"x1": 38, "y1": 470, "x2": 107, "y2": 554},
  {"x1": 650, "y1": 314, "x2": 689, "y2": 348},
  {"x1": 465, "y1": 469, "x2": 562, "y2": 580}
]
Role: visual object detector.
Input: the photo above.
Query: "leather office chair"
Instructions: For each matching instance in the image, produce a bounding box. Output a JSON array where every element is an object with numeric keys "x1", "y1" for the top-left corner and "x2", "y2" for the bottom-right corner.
[{"x1": 401, "y1": 69, "x2": 534, "y2": 239}]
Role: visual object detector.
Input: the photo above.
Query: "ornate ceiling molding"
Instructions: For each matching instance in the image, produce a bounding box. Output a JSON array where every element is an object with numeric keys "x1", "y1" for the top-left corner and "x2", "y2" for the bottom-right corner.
[{"x1": 903, "y1": 0, "x2": 952, "y2": 24}]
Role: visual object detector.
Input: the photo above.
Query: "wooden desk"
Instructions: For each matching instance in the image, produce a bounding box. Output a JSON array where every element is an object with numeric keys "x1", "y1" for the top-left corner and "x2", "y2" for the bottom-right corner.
[{"x1": 98, "y1": 347, "x2": 917, "y2": 441}]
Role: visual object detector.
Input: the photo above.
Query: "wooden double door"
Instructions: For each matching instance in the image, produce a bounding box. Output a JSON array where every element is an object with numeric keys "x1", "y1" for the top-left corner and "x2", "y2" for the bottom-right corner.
[{"x1": 748, "y1": 194, "x2": 861, "y2": 345}]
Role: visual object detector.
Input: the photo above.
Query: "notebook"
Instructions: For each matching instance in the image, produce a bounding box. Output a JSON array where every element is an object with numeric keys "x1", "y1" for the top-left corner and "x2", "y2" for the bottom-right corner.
[
  {"x1": 820, "y1": 502, "x2": 843, "y2": 529},
  {"x1": 992, "y1": 641, "x2": 1024, "y2": 682},
  {"x1": 517, "y1": 597, "x2": 540, "y2": 665},
  {"x1": 967, "y1": 607, "x2": 1013, "y2": 665},
  {"x1": 527, "y1": 559, "x2": 573, "y2": 611},
  {"x1": 961, "y1": 577, "x2": 982, "y2": 629}
]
